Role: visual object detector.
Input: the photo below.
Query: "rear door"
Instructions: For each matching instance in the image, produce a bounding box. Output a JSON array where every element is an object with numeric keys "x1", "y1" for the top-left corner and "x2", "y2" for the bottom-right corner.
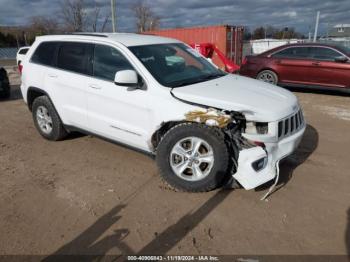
[
  {"x1": 307, "y1": 46, "x2": 350, "y2": 88},
  {"x1": 45, "y1": 41, "x2": 93, "y2": 128},
  {"x1": 25, "y1": 42, "x2": 57, "y2": 99},
  {"x1": 270, "y1": 46, "x2": 312, "y2": 84}
]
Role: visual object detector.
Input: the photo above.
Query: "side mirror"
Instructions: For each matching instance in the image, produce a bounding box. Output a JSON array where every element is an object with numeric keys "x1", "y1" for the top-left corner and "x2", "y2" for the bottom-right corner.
[
  {"x1": 114, "y1": 70, "x2": 139, "y2": 87},
  {"x1": 334, "y1": 56, "x2": 348, "y2": 63}
]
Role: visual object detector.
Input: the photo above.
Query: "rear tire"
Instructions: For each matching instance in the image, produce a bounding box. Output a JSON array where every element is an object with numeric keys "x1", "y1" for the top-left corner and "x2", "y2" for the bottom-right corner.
[
  {"x1": 156, "y1": 123, "x2": 230, "y2": 192},
  {"x1": 257, "y1": 70, "x2": 278, "y2": 85},
  {"x1": 32, "y1": 96, "x2": 68, "y2": 141}
]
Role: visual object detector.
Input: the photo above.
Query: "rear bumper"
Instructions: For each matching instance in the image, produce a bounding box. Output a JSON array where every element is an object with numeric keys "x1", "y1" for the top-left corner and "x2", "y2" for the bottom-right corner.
[{"x1": 233, "y1": 124, "x2": 305, "y2": 190}]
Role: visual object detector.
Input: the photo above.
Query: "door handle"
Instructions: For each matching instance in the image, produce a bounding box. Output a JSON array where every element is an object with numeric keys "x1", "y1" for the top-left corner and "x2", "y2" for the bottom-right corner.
[
  {"x1": 312, "y1": 61, "x2": 320, "y2": 66},
  {"x1": 48, "y1": 74, "x2": 58, "y2": 78},
  {"x1": 89, "y1": 84, "x2": 102, "y2": 90}
]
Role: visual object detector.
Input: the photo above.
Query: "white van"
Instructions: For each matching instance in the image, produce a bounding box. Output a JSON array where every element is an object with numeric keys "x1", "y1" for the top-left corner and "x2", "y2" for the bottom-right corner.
[{"x1": 20, "y1": 33, "x2": 305, "y2": 193}]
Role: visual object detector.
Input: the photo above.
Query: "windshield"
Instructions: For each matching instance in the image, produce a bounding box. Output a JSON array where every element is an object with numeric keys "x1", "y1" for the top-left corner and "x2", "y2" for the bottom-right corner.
[{"x1": 129, "y1": 43, "x2": 226, "y2": 88}]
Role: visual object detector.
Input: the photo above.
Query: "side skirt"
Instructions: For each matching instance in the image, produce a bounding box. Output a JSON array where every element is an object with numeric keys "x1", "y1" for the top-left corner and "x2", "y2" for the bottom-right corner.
[
  {"x1": 64, "y1": 125, "x2": 155, "y2": 159},
  {"x1": 279, "y1": 82, "x2": 350, "y2": 94}
]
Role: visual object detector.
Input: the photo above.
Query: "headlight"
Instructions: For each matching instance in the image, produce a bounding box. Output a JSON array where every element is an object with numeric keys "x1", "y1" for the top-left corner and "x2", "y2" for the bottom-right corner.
[{"x1": 245, "y1": 122, "x2": 268, "y2": 135}]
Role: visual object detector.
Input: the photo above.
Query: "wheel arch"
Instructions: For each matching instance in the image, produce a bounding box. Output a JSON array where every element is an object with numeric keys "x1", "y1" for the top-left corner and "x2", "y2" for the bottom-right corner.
[
  {"x1": 27, "y1": 87, "x2": 51, "y2": 111},
  {"x1": 151, "y1": 120, "x2": 186, "y2": 150}
]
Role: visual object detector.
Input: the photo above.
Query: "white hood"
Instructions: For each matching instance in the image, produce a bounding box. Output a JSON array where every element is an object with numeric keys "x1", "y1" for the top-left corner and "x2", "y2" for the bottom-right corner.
[{"x1": 171, "y1": 74, "x2": 298, "y2": 122}]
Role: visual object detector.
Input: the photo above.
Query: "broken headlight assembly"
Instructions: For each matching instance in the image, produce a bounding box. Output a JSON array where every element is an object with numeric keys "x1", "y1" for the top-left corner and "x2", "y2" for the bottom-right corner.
[{"x1": 245, "y1": 122, "x2": 268, "y2": 135}]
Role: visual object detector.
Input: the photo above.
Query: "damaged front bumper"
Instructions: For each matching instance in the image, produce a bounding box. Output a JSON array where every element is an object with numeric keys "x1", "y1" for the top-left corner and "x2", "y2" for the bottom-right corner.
[{"x1": 233, "y1": 124, "x2": 306, "y2": 190}]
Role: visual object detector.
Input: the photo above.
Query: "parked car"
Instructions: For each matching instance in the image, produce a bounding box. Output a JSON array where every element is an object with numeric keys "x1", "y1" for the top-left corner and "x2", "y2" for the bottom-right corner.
[
  {"x1": 240, "y1": 43, "x2": 350, "y2": 92},
  {"x1": 0, "y1": 67, "x2": 10, "y2": 99},
  {"x1": 16, "y1": 46, "x2": 30, "y2": 73},
  {"x1": 20, "y1": 34, "x2": 305, "y2": 192}
]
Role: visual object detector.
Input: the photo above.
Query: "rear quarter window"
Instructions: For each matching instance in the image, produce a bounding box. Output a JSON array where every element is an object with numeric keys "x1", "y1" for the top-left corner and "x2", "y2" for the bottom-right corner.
[
  {"x1": 19, "y1": 48, "x2": 29, "y2": 55},
  {"x1": 31, "y1": 42, "x2": 58, "y2": 66}
]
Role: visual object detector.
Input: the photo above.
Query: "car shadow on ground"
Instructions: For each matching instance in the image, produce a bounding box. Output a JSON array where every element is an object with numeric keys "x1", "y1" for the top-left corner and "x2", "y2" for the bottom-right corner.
[
  {"x1": 43, "y1": 190, "x2": 231, "y2": 258},
  {"x1": 255, "y1": 124, "x2": 319, "y2": 194},
  {"x1": 42, "y1": 204, "x2": 133, "y2": 261},
  {"x1": 136, "y1": 189, "x2": 230, "y2": 254}
]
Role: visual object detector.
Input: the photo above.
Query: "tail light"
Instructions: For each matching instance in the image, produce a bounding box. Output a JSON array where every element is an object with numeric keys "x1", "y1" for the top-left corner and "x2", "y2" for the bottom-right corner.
[
  {"x1": 241, "y1": 57, "x2": 248, "y2": 66},
  {"x1": 18, "y1": 64, "x2": 23, "y2": 74}
]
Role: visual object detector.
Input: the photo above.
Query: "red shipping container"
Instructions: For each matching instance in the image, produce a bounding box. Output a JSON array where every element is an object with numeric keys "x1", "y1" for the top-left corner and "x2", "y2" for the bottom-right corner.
[{"x1": 145, "y1": 25, "x2": 244, "y2": 68}]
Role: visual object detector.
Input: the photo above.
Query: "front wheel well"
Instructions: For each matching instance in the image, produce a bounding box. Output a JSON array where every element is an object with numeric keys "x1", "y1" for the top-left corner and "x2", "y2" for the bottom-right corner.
[{"x1": 151, "y1": 121, "x2": 185, "y2": 150}]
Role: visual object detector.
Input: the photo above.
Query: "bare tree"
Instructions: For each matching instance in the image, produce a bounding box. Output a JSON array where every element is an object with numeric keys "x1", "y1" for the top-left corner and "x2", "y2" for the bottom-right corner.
[
  {"x1": 91, "y1": 6, "x2": 101, "y2": 32},
  {"x1": 60, "y1": 0, "x2": 87, "y2": 32},
  {"x1": 29, "y1": 16, "x2": 59, "y2": 35},
  {"x1": 101, "y1": 15, "x2": 110, "y2": 32},
  {"x1": 132, "y1": 0, "x2": 160, "y2": 33},
  {"x1": 89, "y1": 5, "x2": 111, "y2": 32}
]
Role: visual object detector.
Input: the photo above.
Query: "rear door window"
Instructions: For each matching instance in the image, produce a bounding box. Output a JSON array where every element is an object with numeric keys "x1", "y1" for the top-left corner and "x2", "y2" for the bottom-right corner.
[
  {"x1": 31, "y1": 42, "x2": 58, "y2": 66},
  {"x1": 93, "y1": 44, "x2": 133, "y2": 81},
  {"x1": 272, "y1": 47, "x2": 310, "y2": 59},
  {"x1": 57, "y1": 42, "x2": 93, "y2": 75}
]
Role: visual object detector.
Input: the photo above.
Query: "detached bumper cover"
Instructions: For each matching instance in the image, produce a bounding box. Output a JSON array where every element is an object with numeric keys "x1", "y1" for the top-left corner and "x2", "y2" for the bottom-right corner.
[{"x1": 233, "y1": 125, "x2": 306, "y2": 190}]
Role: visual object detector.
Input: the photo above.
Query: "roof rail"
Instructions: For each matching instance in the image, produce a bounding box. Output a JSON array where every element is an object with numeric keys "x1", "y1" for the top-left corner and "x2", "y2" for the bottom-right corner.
[{"x1": 68, "y1": 33, "x2": 108, "y2": 38}]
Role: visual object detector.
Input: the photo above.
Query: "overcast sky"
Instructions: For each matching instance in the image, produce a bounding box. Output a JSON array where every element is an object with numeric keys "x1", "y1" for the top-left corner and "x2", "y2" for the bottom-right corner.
[{"x1": 0, "y1": 0, "x2": 349, "y2": 35}]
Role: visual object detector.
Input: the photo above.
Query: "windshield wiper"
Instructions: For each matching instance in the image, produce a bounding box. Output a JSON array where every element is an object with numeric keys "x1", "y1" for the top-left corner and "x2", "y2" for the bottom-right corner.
[
  {"x1": 172, "y1": 79, "x2": 204, "y2": 87},
  {"x1": 200, "y1": 73, "x2": 226, "y2": 81},
  {"x1": 171, "y1": 73, "x2": 226, "y2": 88}
]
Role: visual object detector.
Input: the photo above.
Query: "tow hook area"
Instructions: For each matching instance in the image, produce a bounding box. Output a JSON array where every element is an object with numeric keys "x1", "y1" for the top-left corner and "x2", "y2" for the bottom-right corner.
[
  {"x1": 232, "y1": 146, "x2": 280, "y2": 201},
  {"x1": 232, "y1": 146, "x2": 281, "y2": 200}
]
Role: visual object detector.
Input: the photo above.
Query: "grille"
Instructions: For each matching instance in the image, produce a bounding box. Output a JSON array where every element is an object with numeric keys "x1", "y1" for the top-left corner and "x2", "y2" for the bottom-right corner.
[{"x1": 278, "y1": 109, "x2": 304, "y2": 139}]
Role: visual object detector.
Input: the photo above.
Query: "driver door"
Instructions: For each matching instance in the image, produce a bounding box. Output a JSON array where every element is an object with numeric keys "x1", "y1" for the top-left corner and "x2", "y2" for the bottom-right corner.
[
  {"x1": 307, "y1": 46, "x2": 350, "y2": 88},
  {"x1": 86, "y1": 44, "x2": 154, "y2": 151}
]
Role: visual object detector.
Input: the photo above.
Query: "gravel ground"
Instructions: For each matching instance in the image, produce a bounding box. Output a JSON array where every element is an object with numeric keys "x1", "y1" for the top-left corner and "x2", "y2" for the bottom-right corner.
[{"x1": 0, "y1": 67, "x2": 349, "y2": 258}]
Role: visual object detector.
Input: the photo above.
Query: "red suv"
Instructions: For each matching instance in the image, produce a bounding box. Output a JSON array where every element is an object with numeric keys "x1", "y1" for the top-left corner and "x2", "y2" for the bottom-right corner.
[{"x1": 240, "y1": 43, "x2": 350, "y2": 91}]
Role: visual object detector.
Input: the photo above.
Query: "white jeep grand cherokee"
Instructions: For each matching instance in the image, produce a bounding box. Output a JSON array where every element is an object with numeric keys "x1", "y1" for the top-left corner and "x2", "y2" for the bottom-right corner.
[{"x1": 20, "y1": 33, "x2": 305, "y2": 193}]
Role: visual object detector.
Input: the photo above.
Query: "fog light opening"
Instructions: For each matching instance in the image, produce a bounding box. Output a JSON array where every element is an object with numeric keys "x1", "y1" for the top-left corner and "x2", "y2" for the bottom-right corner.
[{"x1": 252, "y1": 157, "x2": 268, "y2": 172}]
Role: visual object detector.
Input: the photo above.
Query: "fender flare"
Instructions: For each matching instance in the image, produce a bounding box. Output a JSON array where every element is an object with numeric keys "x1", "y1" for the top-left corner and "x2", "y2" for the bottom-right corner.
[{"x1": 27, "y1": 86, "x2": 56, "y2": 112}]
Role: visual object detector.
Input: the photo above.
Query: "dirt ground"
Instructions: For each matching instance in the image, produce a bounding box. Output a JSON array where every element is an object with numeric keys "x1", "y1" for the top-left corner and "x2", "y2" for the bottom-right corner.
[{"x1": 0, "y1": 65, "x2": 350, "y2": 258}]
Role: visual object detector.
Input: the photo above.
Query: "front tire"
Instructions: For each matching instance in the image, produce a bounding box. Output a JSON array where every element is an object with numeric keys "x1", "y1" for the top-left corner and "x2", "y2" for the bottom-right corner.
[
  {"x1": 32, "y1": 96, "x2": 68, "y2": 141},
  {"x1": 156, "y1": 123, "x2": 230, "y2": 192},
  {"x1": 257, "y1": 70, "x2": 278, "y2": 85}
]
